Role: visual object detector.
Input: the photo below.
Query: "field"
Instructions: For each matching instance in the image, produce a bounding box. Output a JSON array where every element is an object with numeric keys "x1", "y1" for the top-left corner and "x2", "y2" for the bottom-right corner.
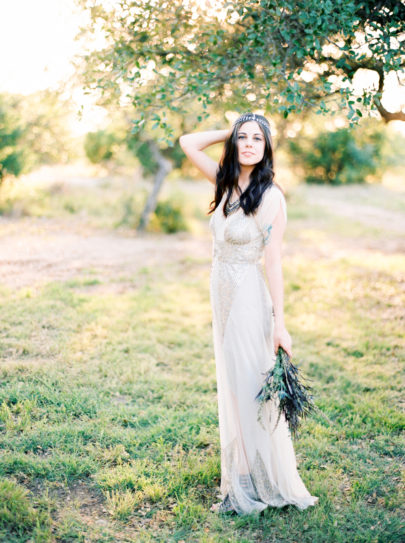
[{"x1": 0, "y1": 170, "x2": 404, "y2": 542}]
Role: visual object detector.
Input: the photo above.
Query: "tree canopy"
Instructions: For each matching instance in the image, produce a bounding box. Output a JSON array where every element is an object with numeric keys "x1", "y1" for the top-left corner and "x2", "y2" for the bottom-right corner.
[
  {"x1": 0, "y1": 90, "x2": 76, "y2": 183},
  {"x1": 0, "y1": 94, "x2": 24, "y2": 182},
  {"x1": 78, "y1": 0, "x2": 405, "y2": 143}
]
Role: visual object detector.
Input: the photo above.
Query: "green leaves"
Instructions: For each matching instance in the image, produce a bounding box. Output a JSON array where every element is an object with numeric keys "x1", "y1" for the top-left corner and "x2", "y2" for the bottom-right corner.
[
  {"x1": 255, "y1": 346, "x2": 316, "y2": 437},
  {"x1": 77, "y1": 0, "x2": 405, "y2": 140},
  {"x1": 288, "y1": 123, "x2": 386, "y2": 185}
]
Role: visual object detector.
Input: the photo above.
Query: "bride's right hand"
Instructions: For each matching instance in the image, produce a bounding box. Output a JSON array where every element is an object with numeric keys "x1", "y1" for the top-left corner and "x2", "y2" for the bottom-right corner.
[{"x1": 273, "y1": 323, "x2": 293, "y2": 358}]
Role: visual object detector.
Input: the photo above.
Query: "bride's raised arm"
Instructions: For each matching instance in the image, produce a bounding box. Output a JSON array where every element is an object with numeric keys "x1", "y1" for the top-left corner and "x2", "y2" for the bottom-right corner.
[{"x1": 179, "y1": 129, "x2": 230, "y2": 184}]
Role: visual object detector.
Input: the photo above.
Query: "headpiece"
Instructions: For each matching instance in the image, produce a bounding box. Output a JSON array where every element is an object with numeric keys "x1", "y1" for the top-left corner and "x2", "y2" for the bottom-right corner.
[{"x1": 234, "y1": 112, "x2": 270, "y2": 131}]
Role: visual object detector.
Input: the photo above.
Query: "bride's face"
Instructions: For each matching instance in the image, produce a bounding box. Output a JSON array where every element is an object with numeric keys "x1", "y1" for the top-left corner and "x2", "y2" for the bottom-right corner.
[{"x1": 236, "y1": 121, "x2": 265, "y2": 166}]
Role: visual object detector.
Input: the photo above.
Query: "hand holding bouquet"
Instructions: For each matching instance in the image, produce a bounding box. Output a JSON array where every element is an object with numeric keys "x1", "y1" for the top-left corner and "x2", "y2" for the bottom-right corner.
[{"x1": 255, "y1": 346, "x2": 316, "y2": 437}]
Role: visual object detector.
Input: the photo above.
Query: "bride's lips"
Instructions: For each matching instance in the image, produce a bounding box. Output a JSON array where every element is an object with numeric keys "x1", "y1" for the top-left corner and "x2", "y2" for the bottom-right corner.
[{"x1": 242, "y1": 152, "x2": 254, "y2": 156}]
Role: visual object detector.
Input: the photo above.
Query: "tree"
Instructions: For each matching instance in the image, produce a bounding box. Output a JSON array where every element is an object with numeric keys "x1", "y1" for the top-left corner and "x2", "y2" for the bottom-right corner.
[
  {"x1": 0, "y1": 94, "x2": 24, "y2": 183},
  {"x1": 82, "y1": 110, "x2": 189, "y2": 231},
  {"x1": 76, "y1": 0, "x2": 404, "y2": 227},
  {"x1": 126, "y1": 129, "x2": 184, "y2": 230},
  {"x1": 288, "y1": 124, "x2": 386, "y2": 184},
  {"x1": 77, "y1": 0, "x2": 405, "y2": 143},
  {"x1": 0, "y1": 90, "x2": 76, "y2": 184},
  {"x1": 84, "y1": 129, "x2": 118, "y2": 163},
  {"x1": 17, "y1": 89, "x2": 76, "y2": 169}
]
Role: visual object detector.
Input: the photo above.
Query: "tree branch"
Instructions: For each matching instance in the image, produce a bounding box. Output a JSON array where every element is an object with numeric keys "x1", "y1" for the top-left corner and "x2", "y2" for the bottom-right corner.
[
  {"x1": 319, "y1": 54, "x2": 405, "y2": 122},
  {"x1": 373, "y1": 66, "x2": 405, "y2": 123}
]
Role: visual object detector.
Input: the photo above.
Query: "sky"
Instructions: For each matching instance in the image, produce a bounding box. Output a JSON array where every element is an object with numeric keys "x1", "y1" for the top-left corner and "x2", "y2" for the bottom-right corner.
[
  {"x1": 0, "y1": 0, "x2": 106, "y2": 134},
  {"x1": 0, "y1": 0, "x2": 404, "y2": 135},
  {"x1": 0, "y1": 0, "x2": 82, "y2": 93}
]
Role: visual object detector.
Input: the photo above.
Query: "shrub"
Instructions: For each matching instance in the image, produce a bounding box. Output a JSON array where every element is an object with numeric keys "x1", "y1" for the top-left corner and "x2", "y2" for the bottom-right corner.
[
  {"x1": 0, "y1": 95, "x2": 24, "y2": 182},
  {"x1": 84, "y1": 130, "x2": 118, "y2": 164},
  {"x1": 149, "y1": 198, "x2": 188, "y2": 233},
  {"x1": 0, "y1": 90, "x2": 75, "y2": 183},
  {"x1": 289, "y1": 126, "x2": 385, "y2": 185}
]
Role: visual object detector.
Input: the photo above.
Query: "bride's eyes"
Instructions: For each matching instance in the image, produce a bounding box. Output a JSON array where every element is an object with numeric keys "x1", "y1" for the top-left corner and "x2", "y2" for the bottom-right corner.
[{"x1": 238, "y1": 135, "x2": 263, "y2": 141}]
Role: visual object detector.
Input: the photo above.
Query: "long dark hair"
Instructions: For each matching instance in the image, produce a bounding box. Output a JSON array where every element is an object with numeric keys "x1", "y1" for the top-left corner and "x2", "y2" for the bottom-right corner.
[{"x1": 208, "y1": 112, "x2": 281, "y2": 217}]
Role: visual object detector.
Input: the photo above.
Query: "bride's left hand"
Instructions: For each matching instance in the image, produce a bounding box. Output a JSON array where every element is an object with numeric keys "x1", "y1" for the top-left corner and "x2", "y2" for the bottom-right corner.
[{"x1": 273, "y1": 323, "x2": 292, "y2": 358}]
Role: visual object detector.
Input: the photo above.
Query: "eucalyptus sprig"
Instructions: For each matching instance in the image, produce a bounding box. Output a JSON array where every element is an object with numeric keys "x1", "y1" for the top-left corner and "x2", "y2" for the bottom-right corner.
[{"x1": 255, "y1": 346, "x2": 316, "y2": 437}]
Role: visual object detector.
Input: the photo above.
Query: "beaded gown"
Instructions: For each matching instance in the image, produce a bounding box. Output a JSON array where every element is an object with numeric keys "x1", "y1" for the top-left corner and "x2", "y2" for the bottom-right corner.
[{"x1": 208, "y1": 184, "x2": 319, "y2": 514}]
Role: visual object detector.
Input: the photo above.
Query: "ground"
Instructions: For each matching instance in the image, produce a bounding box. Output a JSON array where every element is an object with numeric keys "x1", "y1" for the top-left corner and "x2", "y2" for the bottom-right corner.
[
  {"x1": 1, "y1": 178, "x2": 404, "y2": 289},
  {"x1": 0, "y1": 169, "x2": 403, "y2": 543}
]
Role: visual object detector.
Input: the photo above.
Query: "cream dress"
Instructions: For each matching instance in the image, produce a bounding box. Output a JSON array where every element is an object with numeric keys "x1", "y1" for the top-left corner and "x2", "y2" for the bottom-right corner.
[{"x1": 208, "y1": 184, "x2": 319, "y2": 514}]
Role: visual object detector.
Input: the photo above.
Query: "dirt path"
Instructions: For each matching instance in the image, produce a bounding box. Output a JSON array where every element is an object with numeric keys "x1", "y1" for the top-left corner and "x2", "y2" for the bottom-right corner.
[
  {"x1": 1, "y1": 175, "x2": 404, "y2": 289},
  {"x1": 0, "y1": 218, "x2": 213, "y2": 289},
  {"x1": 297, "y1": 184, "x2": 405, "y2": 234}
]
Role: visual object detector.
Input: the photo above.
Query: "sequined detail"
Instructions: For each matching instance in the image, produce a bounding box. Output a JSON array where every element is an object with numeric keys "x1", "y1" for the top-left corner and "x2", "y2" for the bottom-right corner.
[
  {"x1": 213, "y1": 239, "x2": 261, "y2": 264},
  {"x1": 220, "y1": 438, "x2": 246, "y2": 514},
  {"x1": 215, "y1": 494, "x2": 235, "y2": 514},
  {"x1": 220, "y1": 438, "x2": 288, "y2": 514},
  {"x1": 210, "y1": 259, "x2": 250, "y2": 338},
  {"x1": 250, "y1": 450, "x2": 287, "y2": 506},
  {"x1": 210, "y1": 203, "x2": 265, "y2": 338}
]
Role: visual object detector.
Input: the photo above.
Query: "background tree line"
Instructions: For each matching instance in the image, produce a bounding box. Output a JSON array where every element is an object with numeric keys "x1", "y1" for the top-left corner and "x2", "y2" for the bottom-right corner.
[
  {"x1": 1, "y1": 1, "x2": 403, "y2": 231},
  {"x1": 0, "y1": 90, "x2": 76, "y2": 183},
  {"x1": 76, "y1": 0, "x2": 404, "y2": 228}
]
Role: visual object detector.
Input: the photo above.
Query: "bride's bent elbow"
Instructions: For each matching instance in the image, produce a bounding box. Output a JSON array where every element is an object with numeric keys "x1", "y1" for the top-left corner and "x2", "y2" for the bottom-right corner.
[{"x1": 179, "y1": 134, "x2": 191, "y2": 150}]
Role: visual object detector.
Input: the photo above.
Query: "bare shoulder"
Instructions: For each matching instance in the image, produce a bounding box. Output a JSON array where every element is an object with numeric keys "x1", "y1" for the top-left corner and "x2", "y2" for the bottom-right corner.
[
  {"x1": 256, "y1": 183, "x2": 288, "y2": 225},
  {"x1": 260, "y1": 183, "x2": 285, "y2": 205},
  {"x1": 270, "y1": 183, "x2": 286, "y2": 197}
]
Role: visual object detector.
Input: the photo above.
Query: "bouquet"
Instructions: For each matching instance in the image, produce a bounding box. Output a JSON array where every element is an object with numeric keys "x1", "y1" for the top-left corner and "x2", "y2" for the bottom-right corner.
[{"x1": 255, "y1": 346, "x2": 316, "y2": 437}]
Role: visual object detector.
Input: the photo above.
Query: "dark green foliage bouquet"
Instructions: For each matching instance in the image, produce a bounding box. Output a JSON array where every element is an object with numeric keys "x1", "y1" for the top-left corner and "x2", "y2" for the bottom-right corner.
[{"x1": 255, "y1": 346, "x2": 316, "y2": 437}]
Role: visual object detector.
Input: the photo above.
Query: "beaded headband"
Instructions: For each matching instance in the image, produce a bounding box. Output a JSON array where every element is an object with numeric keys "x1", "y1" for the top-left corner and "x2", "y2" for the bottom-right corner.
[{"x1": 234, "y1": 113, "x2": 270, "y2": 131}]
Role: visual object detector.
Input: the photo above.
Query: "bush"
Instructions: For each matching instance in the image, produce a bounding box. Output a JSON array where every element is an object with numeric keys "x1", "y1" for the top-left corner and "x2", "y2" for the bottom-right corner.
[
  {"x1": 127, "y1": 137, "x2": 184, "y2": 177},
  {"x1": 149, "y1": 198, "x2": 188, "y2": 233},
  {"x1": 289, "y1": 126, "x2": 385, "y2": 185},
  {"x1": 0, "y1": 90, "x2": 77, "y2": 183},
  {"x1": 0, "y1": 95, "x2": 24, "y2": 182},
  {"x1": 84, "y1": 130, "x2": 118, "y2": 164}
]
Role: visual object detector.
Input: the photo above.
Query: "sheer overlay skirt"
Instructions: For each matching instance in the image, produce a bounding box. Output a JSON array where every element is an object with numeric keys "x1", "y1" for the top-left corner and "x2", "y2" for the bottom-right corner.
[{"x1": 210, "y1": 260, "x2": 319, "y2": 514}]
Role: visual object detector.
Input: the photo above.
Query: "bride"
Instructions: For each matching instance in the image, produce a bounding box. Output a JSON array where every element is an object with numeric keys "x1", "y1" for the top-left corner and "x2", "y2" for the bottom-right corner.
[{"x1": 179, "y1": 112, "x2": 319, "y2": 515}]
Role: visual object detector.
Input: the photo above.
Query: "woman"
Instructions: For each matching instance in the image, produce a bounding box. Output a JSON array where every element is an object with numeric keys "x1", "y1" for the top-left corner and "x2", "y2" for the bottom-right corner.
[{"x1": 179, "y1": 112, "x2": 318, "y2": 515}]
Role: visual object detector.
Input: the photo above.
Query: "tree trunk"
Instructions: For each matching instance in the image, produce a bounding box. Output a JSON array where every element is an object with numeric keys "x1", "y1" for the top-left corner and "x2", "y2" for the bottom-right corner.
[{"x1": 137, "y1": 140, "x2": 172, "y2": 232}]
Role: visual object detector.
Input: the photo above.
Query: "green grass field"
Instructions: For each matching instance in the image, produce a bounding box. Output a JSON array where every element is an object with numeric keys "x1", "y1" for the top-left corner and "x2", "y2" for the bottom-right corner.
[{"x1": 0, "y1": 177, "x2": 404, "y2": 542}]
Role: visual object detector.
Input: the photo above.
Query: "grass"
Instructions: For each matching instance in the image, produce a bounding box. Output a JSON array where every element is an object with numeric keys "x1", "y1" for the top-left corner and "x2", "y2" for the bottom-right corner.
[{"x1": 0, "y1": 179, "x2": 404, "y2": 542}]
